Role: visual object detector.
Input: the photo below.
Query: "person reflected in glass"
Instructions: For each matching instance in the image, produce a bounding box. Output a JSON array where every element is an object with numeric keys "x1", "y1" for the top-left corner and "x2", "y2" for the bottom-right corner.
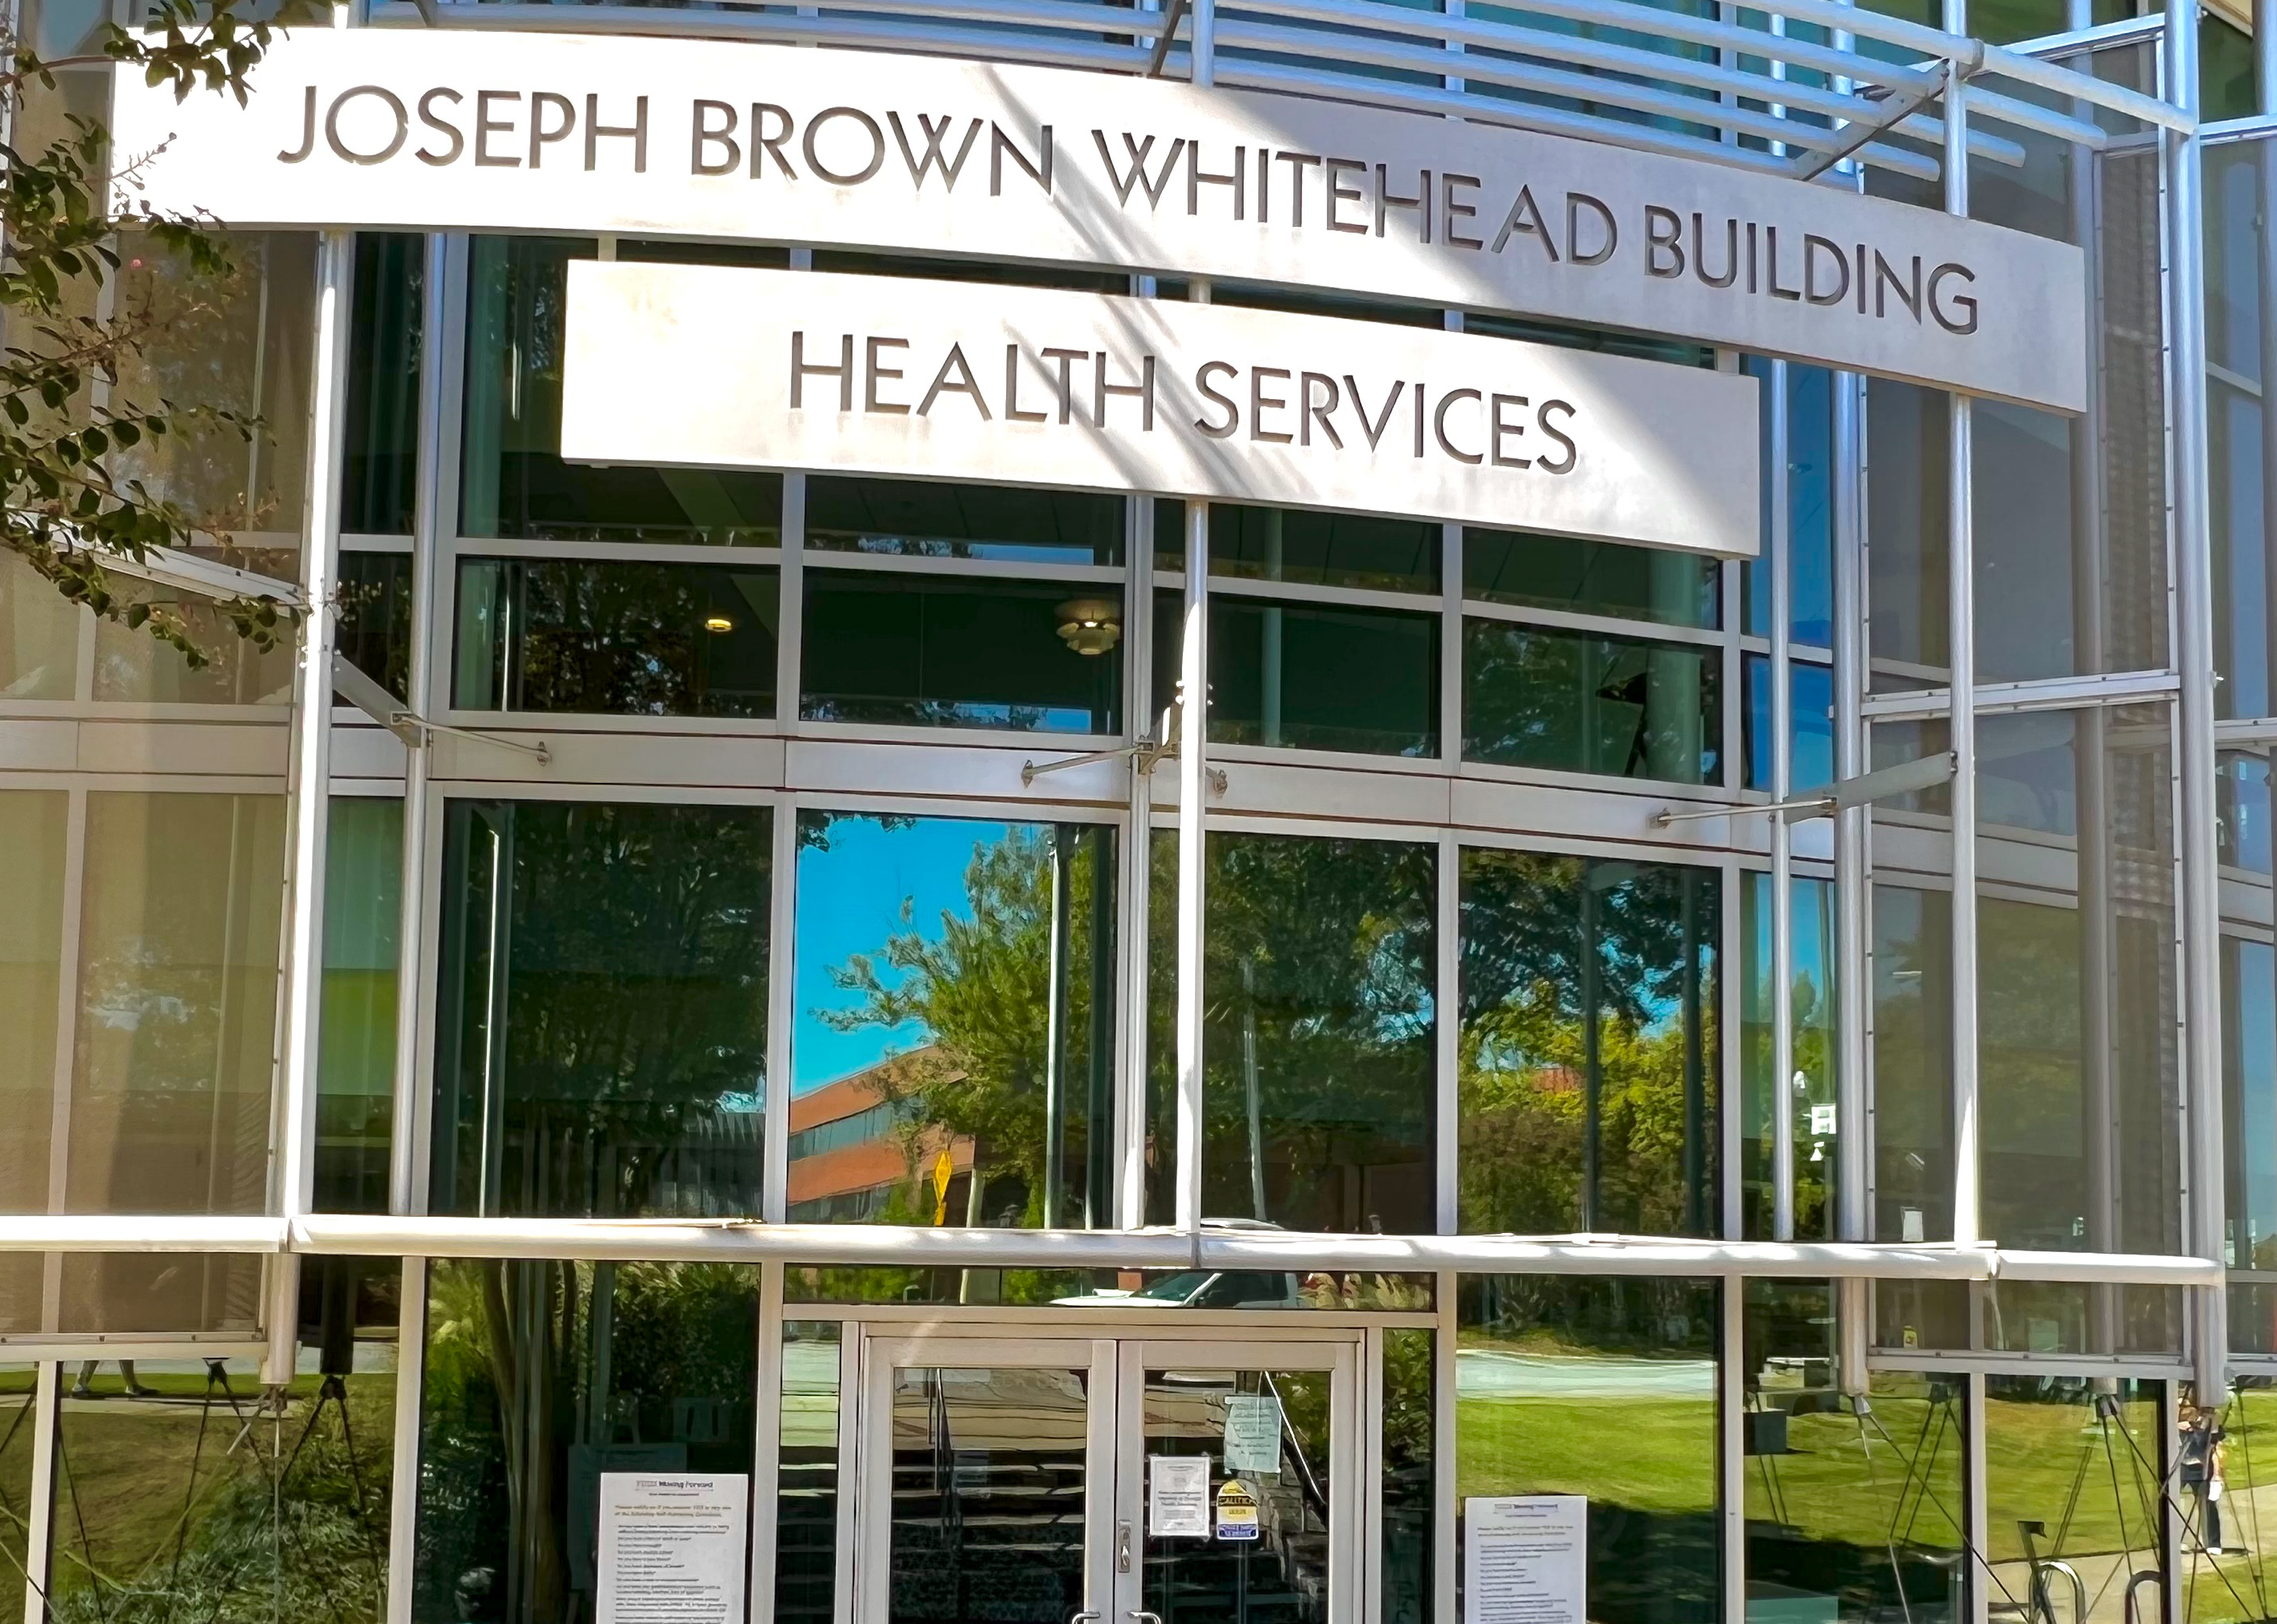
[
  {"x1": 70, "y1": 1359, "x2": 154, "y2": 1399},
  {"x1": 2180, "y1": 1404, "x2": 2227, "y2": 1554}
]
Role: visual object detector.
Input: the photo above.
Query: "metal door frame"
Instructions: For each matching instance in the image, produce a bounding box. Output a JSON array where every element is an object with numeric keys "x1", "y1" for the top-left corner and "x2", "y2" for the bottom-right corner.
[{"x1": 849, "y1": 1326, "x2": 1366, "y2": 1624}]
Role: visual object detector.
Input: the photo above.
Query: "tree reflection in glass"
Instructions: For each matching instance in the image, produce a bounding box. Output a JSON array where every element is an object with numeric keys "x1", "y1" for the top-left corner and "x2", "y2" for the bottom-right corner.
[
  {"x1": 454, "y1": 559, "x2": 780, "y2": 718},
  {"x1": 414, "y1": 1259, "x2": 758, "y2": 1624},
  {"x1": 1142, "y1": 832, "x2": 1435, "y2": 1235},
  {"x1": 431, "y1": 800, "x2": 771, "y2": 1219},
  {"x1": 793, "y1": 813, "x2": 1117, "y2": 1249},
  {"x1": 1459, "y1": 850, "x2": 1718, "y2": 1237}
]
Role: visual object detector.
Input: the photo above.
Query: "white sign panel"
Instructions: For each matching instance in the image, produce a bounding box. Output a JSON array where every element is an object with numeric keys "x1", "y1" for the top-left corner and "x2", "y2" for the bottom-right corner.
[
  {"x1": 1223, "y1": 1395, "x2": 1283, "y2": 1474},
  {"x1": 597, "y1": 1473, "x2": 749, "y2": 1624},
  {"x1": 1149, "y1": 1456, "x2": 1210, "y2": 1537},
  {"x1": 558, "y1": 262, "x2": 1761, "y2": 557},
  {"x1": 108, "y1": 29, "x2": 2086, "y2": 410},
  {"x1": 1464, "y1": 1495, "x2": 1588, "y2": 1624}
]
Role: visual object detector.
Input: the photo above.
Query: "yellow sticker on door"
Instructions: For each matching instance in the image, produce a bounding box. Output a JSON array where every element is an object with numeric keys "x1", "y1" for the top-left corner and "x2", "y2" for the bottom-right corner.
[{"x1": 1215, "y1": 1478, "x2": 1260, "y2": 1542}]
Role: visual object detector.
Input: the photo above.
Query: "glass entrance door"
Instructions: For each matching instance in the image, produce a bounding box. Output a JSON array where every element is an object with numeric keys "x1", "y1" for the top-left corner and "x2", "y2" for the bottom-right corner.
[{"x1": 853, "y1": 1334, "x2": 1359, "y2": 1624}]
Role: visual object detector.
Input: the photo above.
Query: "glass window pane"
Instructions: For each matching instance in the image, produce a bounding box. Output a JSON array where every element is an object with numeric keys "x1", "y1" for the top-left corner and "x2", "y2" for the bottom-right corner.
[
  {"x1": 1195, "y1": 832, "x2": 1435, "y2": 1235},
  {"x1": 1743, "y1": 656, "x2": 1834, "y2": 792},
  {"x1": 0, "y1": 791, "x2": 66, "y2": 1215},
  {"x1": 1457, "y1": 1275, "x2": 1720, "y2": 1624},
  {"x1": 807, "y1": 477, "x2": 1122, "y2": 564},
  {"x1": 1464, "y1": 528, "x2": 1717, "y2": 629},
  {"x1": 1744, "y1": 1281, "x2": 1963, "y2": 1624},
  {"x1": 320, "y1": 797, "x2": 402, "y2": 1215},
  {"x1": 339, "y1": 550, "x2": 413, "y2": 703},
  {"x1": 453, "y1": 557, "x2": 781, "y2": 718},
  {"x1": 52, "y1": 1360, "x2": 277, "y2": 1619},
  {"x1": 460, "y1": 236, "x2": 782, "y2": 544},
  {"x1": 1382, "y1": 1328, "x2": 1436, "y2": 1624},
  {"x1": 2227, "y1": 936, "x2": 2277, "y2": 1271},
  {"x1": 342, "y1": 232, "x2": 423, "y2": 536},
  {"x1": 1744, "y1": 361, "x2": 1835, "y2": 647},
  {"x1": 1157, "y1": 594, "x2": 1436, "y2": 757},
  {"x1": 432, "y1": 800, "x2": 771, "y2": 1219},
  {"x1": 1873, "y1": 884, "x2": 1952, "y2": 1243},
  {"x1": 1741, "y1": 875, "x2": 1837, "y2": 1240},
  {"x1": 790, "y1": 812, "x2": 1116, "y2": 1239},
  {"x1": 1983, "y1": 1378, "x2": 2166, "y2": 1613},
  {"x1": 1977, "y1": 708, "x2": 2181, "y2": 1259},
  {"x1": 777, "y1": 1321, "x2": 840, "y2": 1624},
  {"x1": 0, "y1": 1367, "x2": 31, "y2": 1624},
  {"x1": 111, "y1": 231, "x2": 317, "y2": 549},
  {"x1": 1867, "y1": 381, "x2": 1950, "y2": 691},
  {"x1": 802, "y1": 572, "x2": 1119, "y2": 735},
  {"x1": 70, "y1": 792, "x2": 283, "y2": 1228},
  {"x1": 92, "y1": 564, "x2": 298, "y2": 704},
  {"x1": 1464, "y1": 619, "x2": 1720, "y2": 784},
  {"x1": 1460, "y1": 850, "x2": 1720, "y2": 1236},
  {"x1": 1157, "y1": 501, "x2": 1437, "y2": 593},
  {"x1": 0, "y1": 550, "x2": 81, "y2": 698},
  {"x1": 413, "y1": 1259, "x2": 759, "y2": 1624}
]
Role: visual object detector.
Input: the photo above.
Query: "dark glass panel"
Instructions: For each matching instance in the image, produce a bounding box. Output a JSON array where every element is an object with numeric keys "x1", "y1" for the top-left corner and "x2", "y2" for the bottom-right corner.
[
  {"x1": 1465, "y1": 528, "x2": 1717, "y2": 628},
  {"x1": 807, "y1": 476, "x2": 1123, "y2": 564},
  {"x1": 1464, "y1": 619, "x2": 1720, "y2": 784},
  {"x1": 1154, "y1": 501, "x2": 1438, "y2": 592},
  {"x1": 432, "y1": 800, "x2": 770, "y2": 1219},
  {"x1": 1382, "y1": 1327, "x2": 1436, "y2": 1624},
  {"x1": 1457, "y1": 1275, "x2": 1720, "y2": 1624},
  {"x1": 1459, "y1": 849, "x2": 1720, "y2": 1236},
  {"x1": 338, "y1": 549, "x2": 413, "y2": 702},
  {"x1": 342, "y1": 233, "x2": 422, "y2": 535},
  {"x1": 1742, "y1": 361, "x2": 1835, "y2": 646},
  {"x1": 414, "y1": 1259, "x2": 758, "y2": 1624},
  {"x1": 777, "y1": 1321, "x2": 839, "y2": 1624},
  {"x1": 318, "y1": 796, "x2": 401, "y2": 1215},
  {"x1": 460, "y1": 236, "x2": 782, "y2": 544},
  {"x1": 1195, "y1": 832, "x2": 1436, "y2": 1235},
  {"x1": 1872, "y1": 886, "x2": 1952, "y2": 1244},
  {"x1": 801, "y1": 573, "x2": 1120, "y2": 734},
  {"x1": 453, "y1": 557, "x2": 780, "y2": 717},
  {"x1": 789, "y1": 812, "x2": 1116, "y2": 1240}
]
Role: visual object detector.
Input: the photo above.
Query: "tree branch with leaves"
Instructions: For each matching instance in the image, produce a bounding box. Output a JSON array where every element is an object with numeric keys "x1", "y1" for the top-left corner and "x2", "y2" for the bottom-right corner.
[{"x1": 2, "y1": 0, "x2": 318, "y2": 666}]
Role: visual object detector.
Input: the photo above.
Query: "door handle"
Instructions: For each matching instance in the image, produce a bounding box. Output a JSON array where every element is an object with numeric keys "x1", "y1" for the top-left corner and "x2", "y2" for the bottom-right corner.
[
  {"x1": 1129, "y1": 1614, "x2": 1164, "y2": 1624},
  {"x1": 1117, "y1": 1519, "x2": 1134, "y2": 1574},
  {"x1": 1068, "y1": 1614, "x2": 1101, "y2": 1624}
]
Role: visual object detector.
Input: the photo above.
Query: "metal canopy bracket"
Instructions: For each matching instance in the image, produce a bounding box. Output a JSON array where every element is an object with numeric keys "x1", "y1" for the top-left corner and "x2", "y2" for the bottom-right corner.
[
  {"x1": 1656, "y1": 748, "x2": 1957, "y2": 825},
  {"x1": 329, "y1": 649, "x2": 553, "y2": 763},
  {"x1": 1791, "y1": 45, "x2": 1982, "y2": 182},
  {"x1": 1145, "y1": 0, "x2": 1192, "y2": 77}
]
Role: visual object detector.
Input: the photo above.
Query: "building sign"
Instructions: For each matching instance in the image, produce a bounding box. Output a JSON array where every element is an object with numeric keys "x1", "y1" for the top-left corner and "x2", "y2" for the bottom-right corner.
[
  {"x1": 109, "y1": 29, "x2": 2087, "y2": 411},
  {"x1": 557, "y1": 263, "x2": 1762, "y2": 556}
]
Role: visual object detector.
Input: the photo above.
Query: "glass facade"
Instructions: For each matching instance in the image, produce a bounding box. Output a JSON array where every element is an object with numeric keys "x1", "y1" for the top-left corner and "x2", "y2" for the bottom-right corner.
[{"x1": 0, "y1": 3, "x2": 2254, "y2": 1622}]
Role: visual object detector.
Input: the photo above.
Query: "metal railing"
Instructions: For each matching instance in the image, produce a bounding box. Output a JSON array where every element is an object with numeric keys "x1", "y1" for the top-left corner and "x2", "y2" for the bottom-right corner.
[{"x1": 362, "y1": 0, "x2": 2187, "y2": 186}]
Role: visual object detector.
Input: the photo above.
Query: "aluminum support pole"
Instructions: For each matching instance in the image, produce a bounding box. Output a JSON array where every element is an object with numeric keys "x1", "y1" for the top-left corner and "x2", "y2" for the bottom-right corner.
[
  {"x1": 1834, "y1": 365, "x2": 1872, "y2": 1392},
  {"x1": 1174, "y1": 336, "x2": 1210, "y2": 1239},
  {"x1": 265, "y1": 224, "x2": 356, "y2": 1383},
  {"x1": 1772, "y1": 360, "x2": 1798, "y2": 1243},
  {"x1": 1940, "y1": 17, "x2": 1981, "y2": 1252},
  {"x1": 2171, "y1": 0, "x2": 2231, "y2": 1401},
  {"x1": 389, "y1": 233, "x2": 454, "y2": 1216}
]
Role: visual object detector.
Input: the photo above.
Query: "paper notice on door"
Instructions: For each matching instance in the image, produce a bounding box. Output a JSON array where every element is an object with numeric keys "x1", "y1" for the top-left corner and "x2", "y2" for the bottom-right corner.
[
  {"x1": 1464, "y1": 1495, "x2": 1586, "y2": 1624},
  {"x1": 597, "y1": 1473, "x2": 749, "y2": 1624},
  {"x1": 1222, "y1": 1394, "x2": 1282, "y2": 1473},
  {"x1": 1149, "y1": 1456, "x2": 1209, "y2": 1537}
]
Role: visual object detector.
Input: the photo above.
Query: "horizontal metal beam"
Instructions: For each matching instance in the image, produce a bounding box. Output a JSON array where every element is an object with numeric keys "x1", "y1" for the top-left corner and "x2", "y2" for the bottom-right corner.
[
  {"x1": 0, "y1": 1215, "x2": 2223, "y2": 1287},
  {"x1": 1863, "y1": 668, "x2": 2182, "y2": 722}
]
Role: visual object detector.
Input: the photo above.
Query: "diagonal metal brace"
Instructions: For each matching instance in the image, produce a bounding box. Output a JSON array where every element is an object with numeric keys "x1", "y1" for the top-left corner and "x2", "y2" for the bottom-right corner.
[
  {"x1": 1790, "y1": 43, "x2": 1983, "y2": 182},
  {"x1": 1146, "y1": 0, "x2": 1192, "y2": 78}
]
